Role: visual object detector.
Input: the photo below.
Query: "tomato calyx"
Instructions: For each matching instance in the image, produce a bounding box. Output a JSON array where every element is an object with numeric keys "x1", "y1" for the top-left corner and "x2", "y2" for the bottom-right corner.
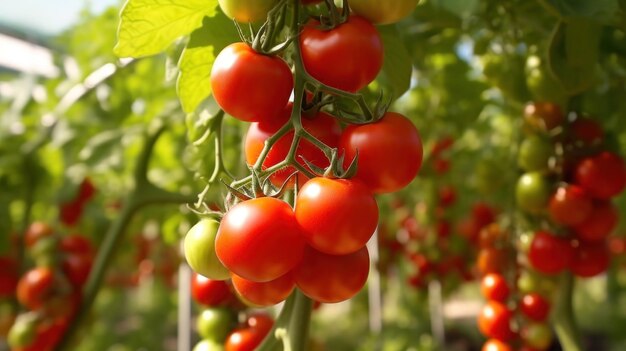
[
  {"x1": 233, "y1": 0, "x2": 293, "y2": 55},
  {"x1": 309, "y1": 0, "x2": 350, "y2": 30}
]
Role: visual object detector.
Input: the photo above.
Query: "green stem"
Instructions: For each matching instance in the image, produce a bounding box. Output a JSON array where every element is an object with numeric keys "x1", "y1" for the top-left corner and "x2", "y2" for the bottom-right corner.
[
  {"x1": 552, "y1": 273, "x2": 583, "y2": 351},
  {"x1": 287, "y1": 290, "x2": 313, "y2": 351}
]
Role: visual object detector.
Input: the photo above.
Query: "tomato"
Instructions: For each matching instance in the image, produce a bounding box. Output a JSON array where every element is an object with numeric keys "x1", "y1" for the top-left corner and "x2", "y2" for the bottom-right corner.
[
  {"x1": 191, "y1": 273, "x2": 233, "y2": 306},
  {"x1": 17, "y1": 267, "x2": 55, "y2": 310},
  {"x1": 518, "y1": 135, "x2": 553, "y2": 172},
  {"x1": 571, "y1": 241, "x2": 610, "y2": 278},
  {"x1": 482, "y1": 339, "x2": 513, "y2": 351},
  {"x1": 481, "y1": 273, "x2": 510, "y2": 302},
  {"x1": 477, "y1": 247, "x2": 509, "y2": 275},
  {"x1": 231, "y1": 271, "x2": 294, "y2": 307},
  {"x1": 548, "y1": 185, "x2": 592, "y2": 226},
  {"x1": 0, "y1": 257, "x2": 18, "y2": 297},
  {"x1": 300, "y1": 15, "x2": 383, "y2": 92},
  {"x1": 61, "y1": 254, "x2": 92, "y2": 288},
  {"x1": 225, "y1": 314, "x2": 273, "y2": 351},
  {"x1": 59, "y1": 201, "x2": 83, "y2": 227},
  {"x1": 523, "y1": 102, "x2": 564, "y2": 131},
  {"x1": 295, "y1": 246, "x2": 369, "y2": 303},
  {"x1": 438, "y1": 185, "x2": 456, "y2": 207},
  {"x1": 436, "y1": 220, "x2": 451, "y2": 238},
  {"x1": 573, "y1": 201, "x2": 618, "y2": 242},
  {"x1": 570, "y1": 117, "x2": 603, "y2": 145},
  {"x1": 24, "y1": 222, "x2": 54, "y2": 248},
  {"x1": 196, "y1": 308, "x2": 235, "y2": 341},
  {"x1": 244, "y1": 104, "x2": 341, "y2": 187},
  {"x1": 193, "y1": 339, "x2": 225, "y2": 351},
  {"x1": 295, "y1": 177, "x2": 378, "y2": 255},
  {"x1": 184, "y1": 219, "x2": 230, "y2": 280},
  {"x1": 517, "y1": 270, "x2": 557, "y2": 296},
  {"x1": 433, "y1": 158, "x2": 451, "y2": 174},
  {"x1": 217, "y1": 0, "x2": 279, "y2": 23},
  {"x1": 477, "y1": 301, "x2": 515, "y2": 341},
  {"x1": 59, "y1": 235, "x2": 93, "y2": 256},
  {"x1": 528, "y1": 231, "x2": 573, "y2": 275},
  {"x1": 520, "y1": 293, "x2": 550, "y2": 322},
  {"x1": 349, "y1": 0, "x2": 419, "y2": 24},
  {"x1": 520, "y1": 322, "x2": 553, "y2": 350},
  {"x1": 216, "y1": 197, "x2": 305, "y2": 282},
  {"x1": 479, "y1": 223, "x2": 505, "y2": 248},
  {"x1": 515, "y1": 172, "x2": 551, "y2": 214},
  {"x1": 340, "y1": 112, "x2": 423, "y2": 194},
  {"x1": 473, "y1": 203, "x2": 497, "y2": 227},
  {"x1": 211, "y1": 43, "x2": 293, "y2": 123},
  {"x1": 575, "y1": 151, "x2": 626, "y2": 199}
]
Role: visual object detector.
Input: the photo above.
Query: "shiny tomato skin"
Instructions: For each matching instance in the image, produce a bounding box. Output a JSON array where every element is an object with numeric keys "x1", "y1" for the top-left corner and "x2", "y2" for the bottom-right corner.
[
  {"x1": 349, "y1": 0, "x2": 419, "y2": 24},
  {"x1": 520, "y1": 293, "x2": 550, "y2": 322},
  {"x1": 295, "y1": 177, "x2": 378, "y2": 255},
  {"x1": 571, "y1": 242, "x2": 610, "y2": 278},
  {"x1": 570, "y1": 117, "x2": 603, "y2": 145},
  {"x1": 16, "y1": 267, "x2": 55, "y2": 310},
  {"x1": 295, "y1": 246, "x2": 369, "y2": 303},
  {"x1": 225, "y1": 314, "x2": 273, "y2": 351},
  {"x1": 231, "y1": 272, "x2": 294, "y2": 307},
  {"x1": 184, "y1": 219, "x2": 230, "y2": 280},
  {"x1": 0, "y1": 257, "x2": 18, "y2": 297},
  {"x1": 191, "y1": 273, "x2": 232, "y2": 307},
  {"x1": 218, "y1": 0, "x2": 279, "y2": 23},
  {"x1": 211, "y1": 43, "x2": 293, "y2": 123},
  {"x1": 481, "y1": 273, "x2": 510, "y2": 302},
  {"x1": 478, "y1": 301, "x2": 515, "y2": 341},
  {"x1": 575, "y1": 151, "x2": 626, "y2": 199},
  {"x1": 477, "y1": 247, "x2": 509, "y2": 276},
  {"x1": 300, "y1": 16, "x2": 383, "y2": 92},
  {"x1": 573, "y1": 201, "x2": 618, "y2": 242},
  {"x1": 59, "y1": 235, "x2": 93, "y2": 256},
  {"x1": 244, "y1": 104, "x2": 341, "y2": 187},
  {"x1": 528, "y1": 232, "x2": 573, "y2": 275},
  {"x1": 61, "y1": 254, "x2": 93, "y2": 288},
  {"x1": 482, "y1": 339, "x2": 513, "y2": 351},
  {"x1": 340, "y1": 112, "x2": 423, "y2": 194},
  {"x1": 548, "y1": 185, "x2": 593, "y2": 226},
  {"x1": 524, "y1": 102, "x2": 564, "y2": 131},
  {"x1": 216, "y1": 197, "x2": 305, "y2": 282}
]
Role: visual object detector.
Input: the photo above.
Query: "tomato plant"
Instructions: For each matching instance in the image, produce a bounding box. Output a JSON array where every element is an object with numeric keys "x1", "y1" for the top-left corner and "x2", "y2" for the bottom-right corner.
[
  {"x1": 191, "y1": 274, "x2": 233, "y2": 307},
  {"x1": 478, "y1": 301, "x2": 515, "y2": 341},
  {"x1": 217, "y1": 0, "x2": 279, "y2": 23},
  {"x1": 528, "y1": 231, "x2": 573, "y2": 275},
  {"x1": 184, "y1": 219, "x2": 230, "y2": 280}
]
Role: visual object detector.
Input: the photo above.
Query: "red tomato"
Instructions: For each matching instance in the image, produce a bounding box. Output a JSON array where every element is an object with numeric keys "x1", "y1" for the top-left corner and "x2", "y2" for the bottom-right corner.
[
  {"x1": 295, "y1": 246, "x2": 369, "y2": 303},
  {"x1": 191, "y1": 273, "x2": 233, "y2": 306},
  {"x1": 0, "y1": 257, "x2": 18, "y2": 297},
  {"x1": 295, "y1": 177, "x2": 378, "y2": 255},
  {"x1": 436, "y1": 220, "x2": 451, "y2": 238},
  {"x1": 573, "y1": 201, "x2": 618, "y2": 242},
  {"x1": 16, "y1": 267, "x2": 56, "y2": 310},
  {"x1": 299, "y1": 15, "x2": 383, "y2": 92},
  {"x1": 340, "y1": 112, "x2": 423, "y2": 194},
  {"x1": 571, "y1": 241, "x2": 610, "y2": 278},
  {"x1": 528, "y1": 231, "x2": 573, "y2": 275},
  {"x1": 548, "y1": 185, "x2": 592, "y2": 226},
  {"x1": 210, "y1": 43, "x2": 293, "y2": 123},
  {"x1": 472, "y1": 202, "x2": 497, "y2": 227},
  {"x1": 433, "y1": 158, "x2": 451, "y2": 174},
  {"x1": 575, "y1": 151, "x2": 626, "y2": 199},
  {"x1": 570, "y1": 117, "x2": 603, "y2": 144},
  {"x1": 479, "y1": 223, "x2": 505, "y2": 249},
  {"x1": 59, "y1": 201, "x2": 83, "y2": 227},
  {"x1": 477, "y1": 247, "x2": 509, "y2": 276},
  {"x1": 59, "y1": 235, "x2": 93, "y2": 257},
  {"x1": 244, "y1": 104, "x2": 341, "y2": 187},
  {"x1": 482, "y1": 339, "x2": 513, "y2": 351},
  {"x1": 431, "y1": 136, "x2": 454, "y2": 157},
  {"x1": 225, "y1": 314, "x2": 273, "y2": 351},
  {"x1": 24, "y1": 222, "x2": 54, "y2": 248},
  {"x1": 481, "y1": 273, "x2": 510, "y2": 302},
  {"x1": 61, "y1": 254, "x2": 93, "y2": 288},
  {"x1": 216, "y1": 197, "x2": 305, "y2": 282},
  {"x1": 231, "y1": 272, "x2": 294, "y2": 307},
  {"x1": 438, "y1": 185, "x2": 457, "y2": 207},
  {"x1": 520, "y1": 293, "x2": 550, "y2": 322},
  {"x1": 477, "y1": 301, "x2": 515, "y2": 341},
  {"x1": 524, "y1": 102, "x2": 564, "y2": 131}
]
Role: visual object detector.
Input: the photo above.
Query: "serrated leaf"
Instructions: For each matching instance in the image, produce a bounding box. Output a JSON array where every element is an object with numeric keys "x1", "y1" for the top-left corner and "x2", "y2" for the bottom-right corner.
[
  {"x1": 378, "y1": 25, "x2": 413, "y2": 100},
  {"x1": 177, "y1": 14, "x2": 240, "y2": 113},
  {"x1": 114, "y1": 0, "x2": 219, "y2": 58}
]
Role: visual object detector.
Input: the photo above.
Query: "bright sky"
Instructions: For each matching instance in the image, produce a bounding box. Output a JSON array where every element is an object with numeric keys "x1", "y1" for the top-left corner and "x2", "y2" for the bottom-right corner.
[{"x1": 0, "y1": 0, "x2": 121, "y2": 34}]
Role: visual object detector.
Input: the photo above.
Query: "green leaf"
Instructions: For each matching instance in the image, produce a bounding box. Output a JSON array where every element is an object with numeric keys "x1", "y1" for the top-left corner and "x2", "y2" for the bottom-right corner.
[
  {"x1": 177, "y1": 13, "x2": 239, "y2": 113},
  {"x1": 540, "y1": 0, "x2": 620, "y2": 23},
  {"x1": 378, "y1": 25, "x2": 413, "y2": 100},
  {"x1": 114, "y1": 0, "x2": 219, "y2": 58}
]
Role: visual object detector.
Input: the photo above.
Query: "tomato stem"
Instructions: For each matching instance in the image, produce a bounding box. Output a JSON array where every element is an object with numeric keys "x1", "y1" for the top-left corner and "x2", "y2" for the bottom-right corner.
[{"x1": 552, "y1": 273, "x2": 583, "y2": 351}]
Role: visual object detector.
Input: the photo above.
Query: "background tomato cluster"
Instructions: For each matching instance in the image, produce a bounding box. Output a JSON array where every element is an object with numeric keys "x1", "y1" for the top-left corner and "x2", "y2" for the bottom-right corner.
[{"x1": 2, "y1": 0, "x2": 626, "y2": 351}]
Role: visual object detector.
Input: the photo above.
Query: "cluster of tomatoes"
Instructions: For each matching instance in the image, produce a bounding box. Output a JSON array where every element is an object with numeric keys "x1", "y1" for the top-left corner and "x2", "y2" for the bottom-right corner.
[
  {"x1": 3, "y1": 222, "x2": 94, "y2": 351},
  {"x1": 515, "y1": 102, "x2": 626, "y2": 278},
  {"x1": 185, "y1": 0, "x2": 424, "y2": 308},
  {"x1": 190, "y1": 272, "x2": 274, "y2": 351}
]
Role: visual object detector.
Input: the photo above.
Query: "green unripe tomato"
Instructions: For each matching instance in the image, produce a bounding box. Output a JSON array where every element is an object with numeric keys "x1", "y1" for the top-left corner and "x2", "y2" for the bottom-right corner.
[
  {"x1": 349, "y1": 0, "x2": 419, "y2": 25},
  {"x1": 193, "y1": 339, "x2": 225, "y2": 351},
  {"x1": 518, "y1": 135, "x2": 553, "y2": 172},
  {"x1": 7, "y1": 313, "x2": 38, "y2": 348},
  {"x1": 30, "y1": 236, "x2": 58, "y2": 268},
  {"x1": 516, "y1": 172, "x2": 551, "y2": 214},
  {"x1": 184, "y1": 219, "x2": 230, "y2": 280},
  {"x1": 521, "y1": 322, "x2": 553, "y2": 350},
  {"x1": 517, "y1": 270, "x2": 557, "y2": 296},
  {"x1": 196, "y1": 308, "x2": 235, "y2": 342},
  {"x1": 218, "y1": 0, "x2": 279, "y2": 23}
]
